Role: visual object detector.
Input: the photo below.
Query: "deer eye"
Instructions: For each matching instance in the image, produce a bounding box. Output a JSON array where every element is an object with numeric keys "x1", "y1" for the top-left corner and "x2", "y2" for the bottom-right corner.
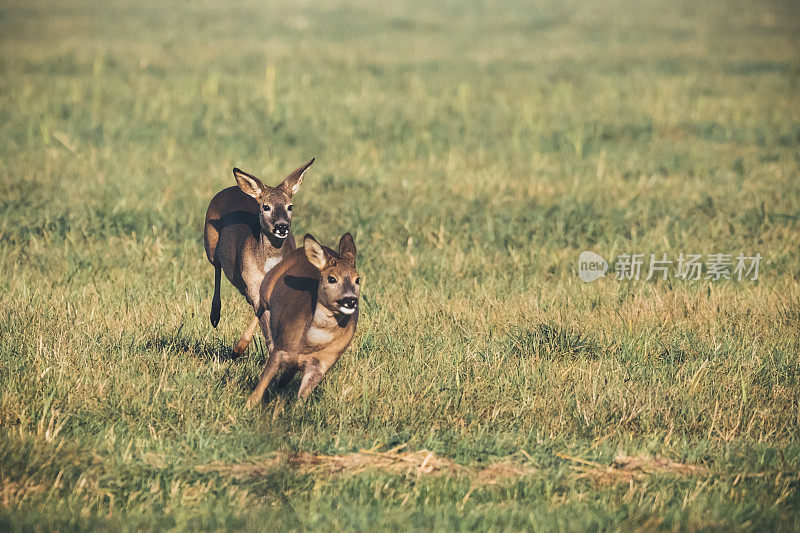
[
  {"x1": 287, "y1": 204, "x2": 293, "y2": 211},
  {"x1": 262, "y1": 204, "x2": 271, "y2": 212},
  {"x1": 327, "y1": 275, "x2": 337, "y2": 284},
  {"x1": 355, "y1": 277, "x2": 361, "y2": 285}
]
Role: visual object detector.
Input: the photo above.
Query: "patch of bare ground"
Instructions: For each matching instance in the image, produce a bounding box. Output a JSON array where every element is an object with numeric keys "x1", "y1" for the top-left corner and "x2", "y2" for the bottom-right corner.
[
  {"x1": 198, "y1": 448, "x2": 707, "y2": 486},
  {"x1": 557, "y1": 452, "x2": 709, "y2": 486},
  {"x1": 197, "y1": 447, "x2": 471, "y2": 480}
]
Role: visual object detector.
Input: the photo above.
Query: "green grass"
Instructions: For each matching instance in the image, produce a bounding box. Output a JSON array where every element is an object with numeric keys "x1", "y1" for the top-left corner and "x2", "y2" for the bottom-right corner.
[{"x1": 1, "y1": 0, "x2": 800, "y2": 530}]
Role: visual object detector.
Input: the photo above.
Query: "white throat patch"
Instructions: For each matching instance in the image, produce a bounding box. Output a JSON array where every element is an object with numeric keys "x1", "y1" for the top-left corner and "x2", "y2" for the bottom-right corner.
[
  {"x1": 263, "y1": 256, "x2": 281, "y2": 274},
  {"x1": 306, "y1": 325, "x2": 334, "y2": 346},
  {"x1": 306, "y1": 305, "x2": 337, "y2": 346}
]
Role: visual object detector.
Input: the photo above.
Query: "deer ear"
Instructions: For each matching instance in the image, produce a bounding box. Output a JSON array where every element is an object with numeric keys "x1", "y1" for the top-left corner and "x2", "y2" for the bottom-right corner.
[
  {"x1": 338, "y1": 232, "x2": 356, "y2": 262},
  {"x1": 233, "y1": 168, "x2": 265, "y2": 198},
  {"x1": 304, "y1": 234, "x2": 327, "y2": 270},
  {"x1": 280, "y1": 158, "x2": 314, "y2": 197}
]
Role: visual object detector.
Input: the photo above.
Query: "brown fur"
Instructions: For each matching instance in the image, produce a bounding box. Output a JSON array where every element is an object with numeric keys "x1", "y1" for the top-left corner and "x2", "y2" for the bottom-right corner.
[
  {"x1": 246, "y1": 233, "x2": 361, "y2": 407},
  {"x1": 203, "y1": 159, "x2": 314, "y2": 355}
]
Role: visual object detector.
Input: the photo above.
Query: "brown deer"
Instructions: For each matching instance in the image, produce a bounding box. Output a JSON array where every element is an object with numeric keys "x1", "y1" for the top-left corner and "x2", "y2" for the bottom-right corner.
[
  {"x1": 204, "y1": 159, "x2": 314, "y2": 356},
  {"x1": 246, "y1": 233, "x2": 361, "y2": 408}
]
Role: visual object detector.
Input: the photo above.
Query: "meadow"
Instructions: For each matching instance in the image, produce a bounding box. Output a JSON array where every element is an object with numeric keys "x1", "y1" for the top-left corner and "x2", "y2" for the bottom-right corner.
[{"x1": 1, "y1": 0, "x2": 799, "y2": 529}]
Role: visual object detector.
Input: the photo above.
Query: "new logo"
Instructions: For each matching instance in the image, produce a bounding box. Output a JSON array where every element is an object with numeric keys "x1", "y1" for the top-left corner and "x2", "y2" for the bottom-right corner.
[{"x1": 578, "y1": 251, "x2": 608, "y2": 283}]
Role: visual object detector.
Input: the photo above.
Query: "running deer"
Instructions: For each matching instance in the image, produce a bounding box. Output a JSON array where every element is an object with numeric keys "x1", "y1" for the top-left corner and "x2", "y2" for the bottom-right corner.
[
  {"x1": 246, "y1": 233, "x2": 361, "y2": 408},
  {"x1": 204, "y1": 158, "x2": 314, "y2": 355}
]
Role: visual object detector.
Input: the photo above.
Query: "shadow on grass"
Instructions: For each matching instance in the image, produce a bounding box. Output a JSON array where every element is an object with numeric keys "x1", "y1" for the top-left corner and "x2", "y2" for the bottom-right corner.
[
  {"x1": 144, "y1": 324, "x2": 234, "y2": 362},
  {"x1": 246, "y1": 370, "x2": 307, "y2": 405},
  {"x1": 504, "y1": 321, "x2": 599, "y2": 360},
  {"x1": 269, "y1": 373, "x2": 303, "y2": 401},
  {"x1": 144, "y1": 326, "x2": 311, "y2": 403}
]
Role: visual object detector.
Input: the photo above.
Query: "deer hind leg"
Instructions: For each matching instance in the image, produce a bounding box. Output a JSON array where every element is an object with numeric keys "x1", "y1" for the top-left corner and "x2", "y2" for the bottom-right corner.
[
  {"x1": 210, "y1": 263, "x2": 222, "y2": 327},
  {"x1": 233, "y1": 279, "x2": 271, "y2": 356},
  {"x1": 233, "y1": 313, "x2": 262, "y2": 357},
  {"x1": 245, "y1": 350, "x2": 285, "y2": 409}
]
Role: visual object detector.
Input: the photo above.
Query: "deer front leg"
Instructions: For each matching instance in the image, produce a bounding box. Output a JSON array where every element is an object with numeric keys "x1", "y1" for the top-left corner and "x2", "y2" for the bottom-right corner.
[
  {"x1": 245, "y1": 351, "x2": 284, "y2": 409},
  {"x1": 298, "y1": 358, "x2": 326, "y2": 401}
]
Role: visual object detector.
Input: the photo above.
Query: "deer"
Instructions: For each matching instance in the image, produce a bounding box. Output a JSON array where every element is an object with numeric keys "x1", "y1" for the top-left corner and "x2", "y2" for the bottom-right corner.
[
  {"x1": 204, "y1": 158, "x2": 314, "y2": 356},
  {"x1": 245, "y1": 233, "x2": 361, "y2": 408}
]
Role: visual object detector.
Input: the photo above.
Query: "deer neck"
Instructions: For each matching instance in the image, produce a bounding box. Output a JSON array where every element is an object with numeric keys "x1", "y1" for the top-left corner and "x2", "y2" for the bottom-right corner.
[
  {"x1": 259, "y1": 230, "x2": 288, "y2": 252},
  {"x1": 306, "y1": 304, "x2": 339, "y2": 346}
]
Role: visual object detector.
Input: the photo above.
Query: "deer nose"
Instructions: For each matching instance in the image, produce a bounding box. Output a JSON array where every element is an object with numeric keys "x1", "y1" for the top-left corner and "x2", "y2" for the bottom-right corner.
[
  {"x1": 273, "y1": 223, "x2": 289, "y2": 237},
  {"x1": 340, "y1": 297, "x2": 358, "y2": 309}
]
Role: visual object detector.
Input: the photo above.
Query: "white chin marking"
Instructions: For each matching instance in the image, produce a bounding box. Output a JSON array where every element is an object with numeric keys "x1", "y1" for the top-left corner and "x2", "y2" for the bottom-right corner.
[
  {"x1": 272, "y1": 233, "x2": 287, "y2": 239},
  {"x1": 338, "y1": 307, "x2": 356, "y2": 315}
]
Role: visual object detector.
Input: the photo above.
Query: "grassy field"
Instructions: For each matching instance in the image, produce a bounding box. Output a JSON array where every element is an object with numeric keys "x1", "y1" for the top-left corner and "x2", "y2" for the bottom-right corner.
[{"x1": 1, "y1": 0, "x2": 800, "y2": 529}]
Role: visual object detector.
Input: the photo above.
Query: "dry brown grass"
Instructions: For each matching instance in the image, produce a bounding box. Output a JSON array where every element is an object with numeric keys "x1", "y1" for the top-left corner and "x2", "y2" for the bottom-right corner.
[
  {"x1": 0, "y1": 478, "x2": 49, "y2": 510},
  {"x1": 198, "y1": 448, "x2": 467, "y2": 480},
  {"x1": 557, "y1": 452, "x2": 709, "y2": 487},
  {"x1": 198, "y1": 448, "x2": 713, "y2": 487}
]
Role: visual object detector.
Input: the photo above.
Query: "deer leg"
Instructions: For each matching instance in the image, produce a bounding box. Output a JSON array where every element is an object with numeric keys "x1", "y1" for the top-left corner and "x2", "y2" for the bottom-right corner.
[
  {"x1": 233, "y1": 314, "x2": 261, "y2": 357},
  {"x1": 245, "y1": 351, "x2": 285, "y2": 409},
  {"x1": 233, "y1": 281, "x2": 269, "y2": 356},
  {"x1": 298, "y1": 359, "x2": 326, "y2": 401},
  {"x1": 210, "y1": 264, "x2": 222, "y2": 327}
]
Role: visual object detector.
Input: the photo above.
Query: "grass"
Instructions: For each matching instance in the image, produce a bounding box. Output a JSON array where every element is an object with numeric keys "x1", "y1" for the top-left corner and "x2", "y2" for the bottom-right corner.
[{"x1": 1, "y1": 0, "x2": 799, "y2": 529}]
